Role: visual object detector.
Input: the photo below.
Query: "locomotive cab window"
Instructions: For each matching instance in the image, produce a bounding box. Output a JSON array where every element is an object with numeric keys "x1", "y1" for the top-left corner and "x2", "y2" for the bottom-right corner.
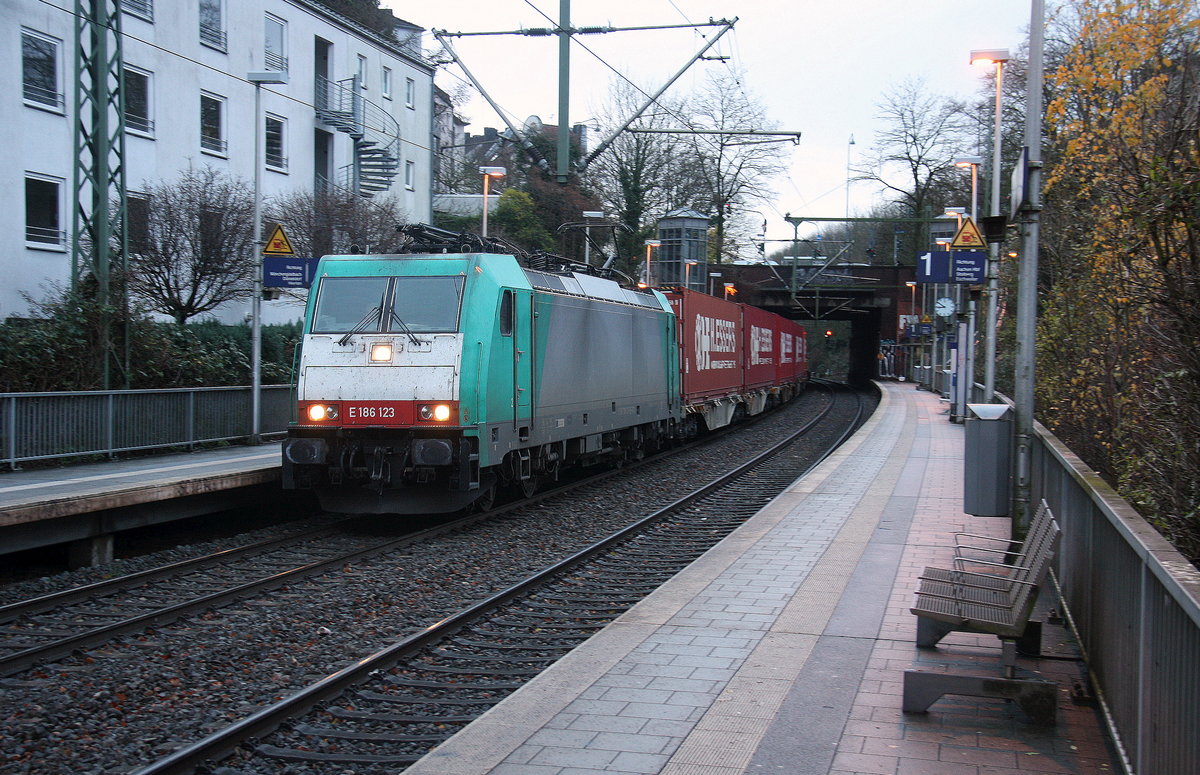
[
  {"x1": 313, "y1": 276, "x2": 465, "y2": 334},
  {"x1": 312, "y1": 277, "x2": 390, "y2": 332},
  {"x1": 389, "y1": 276, "x2": 465, "y2": 332},
  {"x1": 499, "y1": 289, "x2": 513, "y2": 336}
]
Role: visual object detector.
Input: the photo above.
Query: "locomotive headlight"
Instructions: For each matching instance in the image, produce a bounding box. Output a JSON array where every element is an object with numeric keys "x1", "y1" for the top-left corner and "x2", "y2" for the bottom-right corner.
[
  {"x1": 369, "y1": 343, "x2": 393, "y2": 362},
  {"x1": 306, "y1": 403, "x2": 339, "y2": 422},
  {"x1": 417, "y1": 403, "x2": 453, "y2": 422}
]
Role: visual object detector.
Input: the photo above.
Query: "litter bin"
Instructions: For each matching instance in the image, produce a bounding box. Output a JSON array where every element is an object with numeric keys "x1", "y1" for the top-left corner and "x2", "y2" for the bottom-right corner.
[{"x1": 964, "y1": 403, "x2": 1012, "y2": 516}]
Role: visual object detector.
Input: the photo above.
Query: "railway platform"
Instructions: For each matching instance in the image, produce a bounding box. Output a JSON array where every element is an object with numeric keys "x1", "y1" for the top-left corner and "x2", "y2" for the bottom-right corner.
[
  {"x1": 0, "y1": 443, "x2": 285, "y2": 564},
  {"x1": 404, "y1": 381, "x2": 1121, "y2": 775}
]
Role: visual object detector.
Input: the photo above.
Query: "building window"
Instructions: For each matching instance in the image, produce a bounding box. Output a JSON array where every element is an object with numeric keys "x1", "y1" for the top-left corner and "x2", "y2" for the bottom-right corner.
[
  {"x1": 264, "y1": 14, "x2": 287, "y2": 72},
  {"x1": 200, "y1": 92, "x2": 226, "y2": 154},
  {"x1": 381, "y1": 67, "x2": 392, "y2": 100},
  {"x1": 25, "y1": 173, "x2": 65, "y2": 249},
  {"x1": 405, "y1": 78, "x2": 416, "y2": 109},
  {"x1": 124, "y1": 68, "x2": 153, "y2": 135},
  {"x1": 22, "y1": 29, "x2": 63, "y2": 112},
  {"x1": 122, "y1": 0, "x2": 153, "y2": 22},
  {"x1": 265, "y1": 114, "x2": 287, "y2": 171},
  {"x1": 199, "y1": 0, "x2": 226, "y2": 51},
  {"x1": 405, "y1": 160, "x2": 415, "y2": 190},
  {"x1": 128, "y1": 193, "x2": 151, "y2": 254},
  {"x1": 357, "y1": 55, "x2": 368, "y2": 89}
]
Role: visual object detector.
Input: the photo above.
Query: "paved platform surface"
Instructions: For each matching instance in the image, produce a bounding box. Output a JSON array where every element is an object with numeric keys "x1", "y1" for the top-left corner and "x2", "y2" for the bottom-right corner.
[
  {"x1": 405, "y1": 382, "x2": 1121, "y2": 775},
  {"x1": 0, "y1": 444, "x2": 280, "y2": 527}
]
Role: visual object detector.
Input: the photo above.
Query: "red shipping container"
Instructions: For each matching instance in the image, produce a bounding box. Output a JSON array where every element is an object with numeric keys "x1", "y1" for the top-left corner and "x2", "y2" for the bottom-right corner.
[
  {"x1": 741, "y1": 305, "x2": 783, "y2": 390},
  {"x1": 665, "y1": 289, "x2": 743, "y2": 403},
  {"x1": 777, "y1": 318, "x2": 808, "y2": 385}
]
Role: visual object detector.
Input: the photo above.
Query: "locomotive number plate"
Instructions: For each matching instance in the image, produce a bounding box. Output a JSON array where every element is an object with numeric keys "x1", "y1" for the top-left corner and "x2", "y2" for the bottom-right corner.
[{"x1": 342, "y1": 401, "x2": 407, "y2": 424}]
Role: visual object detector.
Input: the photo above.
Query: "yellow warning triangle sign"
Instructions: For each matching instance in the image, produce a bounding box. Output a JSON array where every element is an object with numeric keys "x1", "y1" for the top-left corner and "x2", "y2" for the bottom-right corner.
[
  {"x1": 950, "y1": 217, "x2": 986, "y2": 249},
  {"x1": 262, "y1": 224, "x2": 295, "y2": 255}
]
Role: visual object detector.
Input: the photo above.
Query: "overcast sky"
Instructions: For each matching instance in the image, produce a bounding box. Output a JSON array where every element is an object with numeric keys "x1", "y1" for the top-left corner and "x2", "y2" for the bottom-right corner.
[{"x1": 386, "y1": 1, "x2": 1033, "y2": 243}]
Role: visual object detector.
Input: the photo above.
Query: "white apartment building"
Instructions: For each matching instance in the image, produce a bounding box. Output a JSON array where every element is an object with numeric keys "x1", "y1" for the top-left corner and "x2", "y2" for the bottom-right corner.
[{"x1": 5, "y1": 0, "x2": 434, "y2": 321}]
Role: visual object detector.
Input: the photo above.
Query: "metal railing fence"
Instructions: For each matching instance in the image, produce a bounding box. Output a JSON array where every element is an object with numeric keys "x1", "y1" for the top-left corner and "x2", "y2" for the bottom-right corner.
[
  {"x1": 1032, "y1": 420, "x2": 1200, "y2": 775},
  {"x1": 2, "y1": 386, "x2": 293, "y2": 468}
]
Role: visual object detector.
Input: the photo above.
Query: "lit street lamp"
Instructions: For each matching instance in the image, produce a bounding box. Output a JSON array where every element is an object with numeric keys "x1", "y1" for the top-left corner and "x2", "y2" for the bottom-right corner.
[
  {"x1": 479, "y1": 166, "x2": 506, "y2": 237},
  {"x1": 248, "y1": 69, "x2": 288, "y2": 445},
  {"x1": 684, "y1": 260, "x2": 698, "y2": 290},
  {"x1": 643, "y1": 239, "x2": 661, "y2": 287},
  {"x1": 971, "y1": 48, "x2": 1010, "y2": 402},
  {"x1": 955, "y1": 156, "x2": 983, "y2": 221}
]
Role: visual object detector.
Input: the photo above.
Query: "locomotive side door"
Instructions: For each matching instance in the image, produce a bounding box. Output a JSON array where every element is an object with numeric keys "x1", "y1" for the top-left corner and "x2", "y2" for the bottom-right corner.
[{"x1": 511, "y1": 288, "x2": 533, "y2": 439}]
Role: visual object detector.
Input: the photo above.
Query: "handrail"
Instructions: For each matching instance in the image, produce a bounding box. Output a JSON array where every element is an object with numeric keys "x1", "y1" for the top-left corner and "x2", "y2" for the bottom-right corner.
[{"x1": 1, "y1": 385, "x2": 293, "y2": 469}]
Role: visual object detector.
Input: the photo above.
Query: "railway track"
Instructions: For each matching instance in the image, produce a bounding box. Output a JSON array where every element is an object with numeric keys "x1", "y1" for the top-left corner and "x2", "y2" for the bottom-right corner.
[
  {"x1": 135, "y1": 380, "x2": 866, "y2": 775},
  {"x1": 0, "y1": 384, "x2": 845, "y2": 683}
]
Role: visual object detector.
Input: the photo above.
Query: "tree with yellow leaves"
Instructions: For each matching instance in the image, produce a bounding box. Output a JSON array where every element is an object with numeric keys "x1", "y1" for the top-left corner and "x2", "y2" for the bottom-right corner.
[{"x1": 1042, "y1": 0, "x2": 1200, "y2": 557}]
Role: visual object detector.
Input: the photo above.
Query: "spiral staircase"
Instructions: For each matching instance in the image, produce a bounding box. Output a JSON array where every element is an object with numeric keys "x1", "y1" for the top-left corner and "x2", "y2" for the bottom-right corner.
[{"x1": 315, "y1": 75, "x2": 400, "y2": 197}]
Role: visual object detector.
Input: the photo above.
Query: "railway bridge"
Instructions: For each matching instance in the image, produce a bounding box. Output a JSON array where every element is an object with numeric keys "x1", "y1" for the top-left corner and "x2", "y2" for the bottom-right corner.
[{"x1": 712, "y1": 260, "x2": 919, "y2": 384}]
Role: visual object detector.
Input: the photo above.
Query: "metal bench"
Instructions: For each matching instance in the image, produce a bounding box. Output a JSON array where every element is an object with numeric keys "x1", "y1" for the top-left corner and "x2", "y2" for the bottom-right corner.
[{"x1": 903, "y1": 501, "x2": 1061, "y2": 724}]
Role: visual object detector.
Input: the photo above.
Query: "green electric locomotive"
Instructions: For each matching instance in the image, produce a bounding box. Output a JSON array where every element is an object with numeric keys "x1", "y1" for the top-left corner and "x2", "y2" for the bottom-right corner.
[{"x1": 282, "y1": 247, "x2": 681, "y2": 514}]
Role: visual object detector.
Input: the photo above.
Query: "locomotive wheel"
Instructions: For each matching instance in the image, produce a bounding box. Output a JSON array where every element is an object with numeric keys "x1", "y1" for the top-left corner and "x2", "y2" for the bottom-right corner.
[
  {"x1": 468, "y1": 482, "x2": 496, "y2": 513},
  {"x1": 518, "y1": 476, "x2": 539, "y2": 498}
]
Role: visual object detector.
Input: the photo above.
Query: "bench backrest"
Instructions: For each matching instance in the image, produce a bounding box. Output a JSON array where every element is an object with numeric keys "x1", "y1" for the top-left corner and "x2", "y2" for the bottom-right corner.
[
  {"x1": 1009, "y1": 516, "x2": 1061, "y2": 621},
  {"x1": 1010, "y1": 500, "x2": 1056, "y2": 585}
]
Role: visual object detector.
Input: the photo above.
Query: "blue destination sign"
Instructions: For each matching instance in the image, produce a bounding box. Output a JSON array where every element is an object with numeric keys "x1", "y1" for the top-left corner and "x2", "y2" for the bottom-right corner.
[
  {"x1": 951, "y1": 250, "x2": 986, "y2": 283},
  {"x1": 916, "y1": 251, "x2": 987, "y2": 284},
  {"x1": 264, "y1": 256, "x2": 319, "y2": 288}
]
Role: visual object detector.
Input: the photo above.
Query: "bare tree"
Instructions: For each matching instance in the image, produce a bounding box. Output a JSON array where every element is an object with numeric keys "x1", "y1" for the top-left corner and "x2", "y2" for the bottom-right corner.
[
  {"x1": 269, "y1": 188, "x2": 407, "y2": 258},
  {"x1": 125, "y1": 167, "x2": 256, "y2": 324},
  {"x1": 855, "y1": 78, "x2": 971, "y2": 258},
  {"x1": 587, "y1": 80, "x2": 695, "y2": 267},
  {"x1": 679, "y1": 69, "x2": 787, "y2": 262}
]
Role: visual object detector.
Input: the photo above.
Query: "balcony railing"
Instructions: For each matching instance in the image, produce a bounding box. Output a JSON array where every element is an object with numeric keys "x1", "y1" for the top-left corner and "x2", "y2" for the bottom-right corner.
[
  {"x1": 264, "y1": 50, "x2": 288, "y2": 73},
  {"x1": 126, "y1": 113, "x2": 154, "y2": 135},
  {"x1": 200, "y1": 134, "x2": 226, "y2": 154},
  {"x1": 199, "y1": 22, "x2": 226, "y2": 51},
  {"x1": 23, "y1": 82, "x2": 64, "y2": 111},
  {"x1": 122, "y1": 0, "x2": 153, "y2": 21},
  {"x1": 25, "y1": 225, "x2": 66, "y2": 247}
]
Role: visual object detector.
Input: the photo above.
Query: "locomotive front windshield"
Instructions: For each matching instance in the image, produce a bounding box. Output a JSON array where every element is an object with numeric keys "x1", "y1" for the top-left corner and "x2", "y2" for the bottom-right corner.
[{"x1": 312, "y1": 276, "x2": 466, "y2": 333}]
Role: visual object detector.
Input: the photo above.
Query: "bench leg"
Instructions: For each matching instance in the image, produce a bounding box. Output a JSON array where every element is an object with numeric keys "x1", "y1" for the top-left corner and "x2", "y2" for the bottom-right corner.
[
  {"x1": 902, "y1": 669, "x2": 1057, "y2": 725},
  {"x1": 915, "y1": 616, "x2": 957, "y2": 648}
]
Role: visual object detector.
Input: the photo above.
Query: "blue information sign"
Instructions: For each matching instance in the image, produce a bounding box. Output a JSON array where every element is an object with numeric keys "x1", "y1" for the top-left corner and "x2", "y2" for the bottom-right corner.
[
  {"x1": 916, "y1": 250, "x2": 987, "y2": 284},
  {"x1": 264, "y1": 256, "x2": 319, "y2": 288},
  {"x1": 951, "y1": 250, "x2": 986, "y2": 284}
]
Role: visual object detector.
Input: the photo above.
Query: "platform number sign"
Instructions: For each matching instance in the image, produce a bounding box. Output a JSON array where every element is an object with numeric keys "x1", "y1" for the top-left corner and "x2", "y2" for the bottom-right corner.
[{"x1": 916, "y1": 251, "x2": 986, "y2": 284}]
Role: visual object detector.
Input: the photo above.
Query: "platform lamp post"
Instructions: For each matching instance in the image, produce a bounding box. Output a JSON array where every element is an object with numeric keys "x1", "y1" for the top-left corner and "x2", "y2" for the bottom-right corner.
[
  {"x1": 971, "y1": 48, "x2": 1009, "y2": 402},
  {"x1": 248, "y1": 70, "x2": 288, "y2": 445},
  {"x1": 955, "y1": 155, "x2": 983, "y2": 411},
  {"x1": 479, "y1": 166, "x2": 506, "y2": 237},
  {"x1": 582, "y1": 210, "x2": 603, "y2": 264},
  {"x1": 643, "y1": 239, "x2": 661, "y2": 287},
  {"x1": 955, "y1": 156, "x2": 983, "y2": 222},
  {"x1": 904, "y1": 280, "x2": 917, "y2": 381},
  {"x1": 684, "y1": 260, "x2": 698, "y2": 291}
]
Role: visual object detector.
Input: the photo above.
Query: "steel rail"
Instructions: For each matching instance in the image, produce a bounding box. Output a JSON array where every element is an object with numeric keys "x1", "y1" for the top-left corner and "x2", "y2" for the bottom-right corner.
[
  {"x1": 134, "y1": 383, "x2": 861, "y2": 775},
  {"x1": 0, "y1": 390, "x2": 811, "y2": 678},
  {"x1": 0, "y1": 513, "x2": 496, "y2": 678},
  {"x1": 0, "y1": 523, "x2": 354, "y2": 624}
]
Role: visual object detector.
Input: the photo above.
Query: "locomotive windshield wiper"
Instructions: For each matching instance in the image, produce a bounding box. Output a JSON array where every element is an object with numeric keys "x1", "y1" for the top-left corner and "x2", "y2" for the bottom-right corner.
[
  {"x1": 337, "y1": 306, "x2": 382, "y2": 347},
  {"x1": 387, "y1": 309, "x2": 425, "y2": 347}
]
